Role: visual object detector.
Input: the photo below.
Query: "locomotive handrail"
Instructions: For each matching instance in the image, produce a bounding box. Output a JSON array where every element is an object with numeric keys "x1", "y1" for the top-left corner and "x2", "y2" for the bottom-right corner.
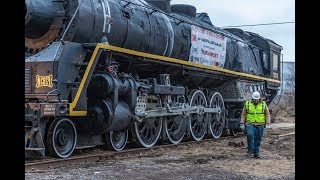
[
  {"x1": 60, "y1": 0, "x2": 85, "y2": 41},
  {"x1": 46, "y1": 89, "x2": 61, "y2": 102}
]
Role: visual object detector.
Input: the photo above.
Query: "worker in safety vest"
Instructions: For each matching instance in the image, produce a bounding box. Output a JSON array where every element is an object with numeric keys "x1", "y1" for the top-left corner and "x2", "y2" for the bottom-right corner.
[{"x1": 240, "y1": 91, "x2": 271, "y2": 158}]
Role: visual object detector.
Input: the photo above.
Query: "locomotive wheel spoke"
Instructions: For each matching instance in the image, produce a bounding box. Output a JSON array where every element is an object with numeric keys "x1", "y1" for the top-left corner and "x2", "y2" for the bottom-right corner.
[
  {"x1": 164, "y1": 115, "x2": 188, "y2": 144},
  {"x1": 188, "y1": 90, "x2": 208, "y2": 141},
  {"x1": 208, "y1": 92, "x2": 226, "y2": 139},
  {"x1": 131, "y1": 116, "x2": 163, "y2": 148},
  {"x1": 164, "y1": 95, "x2": 188, "y2": 144}
]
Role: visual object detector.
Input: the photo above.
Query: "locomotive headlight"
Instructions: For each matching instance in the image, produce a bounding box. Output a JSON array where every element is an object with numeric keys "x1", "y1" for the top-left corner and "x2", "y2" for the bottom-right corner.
[{"x1": 59, "y1": 105, "x2": 67, "y2": 115}]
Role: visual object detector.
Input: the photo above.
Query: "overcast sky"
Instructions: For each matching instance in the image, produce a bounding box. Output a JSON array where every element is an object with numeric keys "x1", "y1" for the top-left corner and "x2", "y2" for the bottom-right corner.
[{"x1": 171, "y1": 0, "x2": 295, "y2": 62}]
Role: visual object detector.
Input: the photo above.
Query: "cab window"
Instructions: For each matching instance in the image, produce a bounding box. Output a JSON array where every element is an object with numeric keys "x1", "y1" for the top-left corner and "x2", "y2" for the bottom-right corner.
[{"x1": 272, "y1": 53, "x2": 279, "y2": 71}]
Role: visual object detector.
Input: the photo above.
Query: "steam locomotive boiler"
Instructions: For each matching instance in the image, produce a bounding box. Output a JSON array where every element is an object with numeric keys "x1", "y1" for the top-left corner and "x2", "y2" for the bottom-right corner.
[{"x1": 25, "y1": 0, "x2": 282, "y2": 158}]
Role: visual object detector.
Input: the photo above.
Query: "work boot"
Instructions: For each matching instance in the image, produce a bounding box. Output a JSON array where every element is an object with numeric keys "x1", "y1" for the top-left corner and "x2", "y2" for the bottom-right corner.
[
  {"x1": 254, "y1": 154, "x2": 261, "y2": 159},
  {"x1": 246, "y1": 152, "x2": 253, "y2": 158}
]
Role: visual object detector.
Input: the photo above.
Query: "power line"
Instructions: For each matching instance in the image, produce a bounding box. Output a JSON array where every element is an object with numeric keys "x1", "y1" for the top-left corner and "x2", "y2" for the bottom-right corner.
[{"x1": 220, "y1": 21, "x2": 294, "y2": 28}]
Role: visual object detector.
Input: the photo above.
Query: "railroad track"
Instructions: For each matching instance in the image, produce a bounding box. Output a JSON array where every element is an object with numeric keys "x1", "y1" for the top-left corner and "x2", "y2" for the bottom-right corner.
[
  {"x1": 25, "y1": 134, "x2": 245, "y2": 172},
  {"x1": 26, "y1": 128, "x2": 295, "y2": 173}
]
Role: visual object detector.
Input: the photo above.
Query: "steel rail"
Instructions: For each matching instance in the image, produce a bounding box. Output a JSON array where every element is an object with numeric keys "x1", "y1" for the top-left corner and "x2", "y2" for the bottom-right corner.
[{"x1": 25, "y1": 134, "x2": 244, "y2": 172}]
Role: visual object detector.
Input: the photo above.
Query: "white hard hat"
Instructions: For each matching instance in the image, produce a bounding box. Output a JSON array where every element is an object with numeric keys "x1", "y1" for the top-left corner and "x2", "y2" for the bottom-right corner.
[{"x1": 252, "y1": 91, "x2": 261, "y2": 99}]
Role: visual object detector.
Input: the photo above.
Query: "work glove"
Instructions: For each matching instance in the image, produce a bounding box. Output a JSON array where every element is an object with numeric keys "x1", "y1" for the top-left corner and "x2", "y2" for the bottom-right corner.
[
  {"x1": 240, "y1": 123, "x2": 245, "y2": 131},
  {"x1": 265, "y1": 123, "x2": 271, "y2": 129}
]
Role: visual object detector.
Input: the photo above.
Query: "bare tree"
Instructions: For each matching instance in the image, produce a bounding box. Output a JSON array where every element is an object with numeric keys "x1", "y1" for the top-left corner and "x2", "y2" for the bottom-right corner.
[{"x1": 284, "y1": 63, "x2": 295, "y2": 92}]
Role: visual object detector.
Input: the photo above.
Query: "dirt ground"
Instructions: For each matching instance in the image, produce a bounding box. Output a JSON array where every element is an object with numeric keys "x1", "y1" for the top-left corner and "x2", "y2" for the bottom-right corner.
[{"x1": 25, "y1": 118, "x2": 295, "y2": 179}]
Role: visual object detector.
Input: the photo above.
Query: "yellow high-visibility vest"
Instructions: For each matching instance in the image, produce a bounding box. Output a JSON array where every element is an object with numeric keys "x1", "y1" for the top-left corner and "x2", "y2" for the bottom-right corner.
[{"x1": 245, "y1": 100, "x2": 266, "y2": 123}]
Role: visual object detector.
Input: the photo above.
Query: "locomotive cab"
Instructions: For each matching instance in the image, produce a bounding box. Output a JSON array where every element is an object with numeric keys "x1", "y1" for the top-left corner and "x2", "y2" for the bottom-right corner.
[{"x1": 267, "y1": 39, "x2": 283, "y2": 81}]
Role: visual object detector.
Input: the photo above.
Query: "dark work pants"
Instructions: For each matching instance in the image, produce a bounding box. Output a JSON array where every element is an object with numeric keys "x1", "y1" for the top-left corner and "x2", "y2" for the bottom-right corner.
[{"x1": 246, "y1": 123, "x2": 264, "y2": 155}]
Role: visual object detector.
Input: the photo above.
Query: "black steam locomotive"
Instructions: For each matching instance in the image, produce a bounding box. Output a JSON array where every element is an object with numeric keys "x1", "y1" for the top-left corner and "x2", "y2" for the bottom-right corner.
[{"x1": 25, "y1": 0, "x2": 282, "y2": 158}]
